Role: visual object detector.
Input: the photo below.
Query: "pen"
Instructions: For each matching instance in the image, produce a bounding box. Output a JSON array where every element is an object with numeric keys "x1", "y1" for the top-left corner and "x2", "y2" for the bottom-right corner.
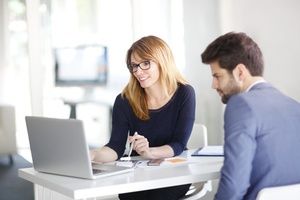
[
  {"x1": 128, "y1": 132, "x2": 138, "y2": 159},
  {"x1": 120, "y1": 132, "x2": 137, "y2": 161}
]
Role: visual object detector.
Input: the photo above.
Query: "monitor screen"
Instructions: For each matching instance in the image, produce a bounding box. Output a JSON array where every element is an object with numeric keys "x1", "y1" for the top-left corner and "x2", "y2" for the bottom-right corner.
[{"x1": 54, "y1": 45, "x2": 108, "y2": 86}]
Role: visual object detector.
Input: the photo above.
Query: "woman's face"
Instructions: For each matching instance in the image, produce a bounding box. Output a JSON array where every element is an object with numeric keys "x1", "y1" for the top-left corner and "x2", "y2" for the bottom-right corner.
[{"x1": 130, "y1": 53, "x2": 160, "y2": 89}]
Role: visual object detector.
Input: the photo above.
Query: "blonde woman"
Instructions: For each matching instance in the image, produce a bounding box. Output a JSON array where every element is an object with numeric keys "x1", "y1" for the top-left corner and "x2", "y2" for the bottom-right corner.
[{"x1": 91, "y1": 36, "x2": 195, "y2": 200}]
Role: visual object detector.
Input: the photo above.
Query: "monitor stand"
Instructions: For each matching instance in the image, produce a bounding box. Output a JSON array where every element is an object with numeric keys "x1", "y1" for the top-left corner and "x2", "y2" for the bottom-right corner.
[
  {"x1": 63, "y1": 87, "x2": 95, "y2": 119},
  {"x1": 82, "y1": 86, "x2": 95, "y2": 101}
]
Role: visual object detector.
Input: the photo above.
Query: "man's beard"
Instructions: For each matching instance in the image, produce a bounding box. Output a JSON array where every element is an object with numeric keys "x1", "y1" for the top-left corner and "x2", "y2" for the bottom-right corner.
[{"x1": 219, "y1": 78, "x2": 242, "y2": 104}]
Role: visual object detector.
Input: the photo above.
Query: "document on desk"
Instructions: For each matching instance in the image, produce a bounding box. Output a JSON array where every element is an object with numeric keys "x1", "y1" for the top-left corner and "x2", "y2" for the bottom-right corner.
[
  {"x1": 124, "y1": 157, "x2": 188, "y2": 169},
  {"x1": 192, "y1": 145, "x2": 224, "y2": 156}
]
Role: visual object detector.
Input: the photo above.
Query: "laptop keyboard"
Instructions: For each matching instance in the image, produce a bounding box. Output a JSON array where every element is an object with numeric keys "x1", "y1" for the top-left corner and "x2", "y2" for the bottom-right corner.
[{"x1": 92, "y1": 168, "x2": 105, "y2": 175}]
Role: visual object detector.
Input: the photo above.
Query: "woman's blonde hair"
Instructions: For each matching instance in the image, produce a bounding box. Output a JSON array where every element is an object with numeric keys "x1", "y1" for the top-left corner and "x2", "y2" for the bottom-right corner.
[{"x1": 122, "y1": 35, "x2": 187, "y2": 120}]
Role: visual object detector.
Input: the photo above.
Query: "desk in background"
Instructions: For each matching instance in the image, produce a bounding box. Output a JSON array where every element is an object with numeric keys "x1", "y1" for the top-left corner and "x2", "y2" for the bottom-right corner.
[
  {"x1": 18, "y1": 150, "x2": 223, "y2": 200},
  {"x1": 63, "y1": 88, "x2": 118, "y2": 135},
  {"x1": 63, "y1": 88, "x2": 117, "y2": 118}
]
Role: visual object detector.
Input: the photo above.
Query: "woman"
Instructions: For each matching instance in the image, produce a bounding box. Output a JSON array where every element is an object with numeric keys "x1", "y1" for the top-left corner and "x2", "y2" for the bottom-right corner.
[{"x1": 91, "y1": 35, "x2": 195, "y2": 200}]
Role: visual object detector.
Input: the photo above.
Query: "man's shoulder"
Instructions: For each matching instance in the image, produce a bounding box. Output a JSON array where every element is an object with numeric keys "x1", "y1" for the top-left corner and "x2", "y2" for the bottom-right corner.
[
  {"x1": 227, "y1": 82, "x2": 300, "y2": 113},
  {"x1": 229, "y1": 83, "x2": 276, "y2": 103}
]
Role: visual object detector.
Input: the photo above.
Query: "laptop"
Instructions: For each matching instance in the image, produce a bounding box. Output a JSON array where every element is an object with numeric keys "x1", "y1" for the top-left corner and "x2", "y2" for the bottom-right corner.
[{"x1": 25, "y1": 116, "x2": 133, "y2": 179}]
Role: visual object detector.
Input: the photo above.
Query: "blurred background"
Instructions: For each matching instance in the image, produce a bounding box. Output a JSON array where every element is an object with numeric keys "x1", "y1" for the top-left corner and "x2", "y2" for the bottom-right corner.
[{"x1": 1, "y1": 0, "x2": 300, "y2": 153}]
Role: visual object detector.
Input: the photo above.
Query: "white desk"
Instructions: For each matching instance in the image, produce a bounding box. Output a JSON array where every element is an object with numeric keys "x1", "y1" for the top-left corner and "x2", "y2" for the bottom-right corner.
[{"x1": 19, "y1": 150, "x2": 223, "y2": 200}]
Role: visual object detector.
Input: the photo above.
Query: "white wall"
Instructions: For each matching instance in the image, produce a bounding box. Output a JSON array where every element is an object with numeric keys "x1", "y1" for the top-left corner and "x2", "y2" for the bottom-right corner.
[
  {"x1": 220, "y1": 0, "x2": 300, "y2": 101},
  {"x1": 0, "y1": 0, "x2": 9, "y2": 103},
  {"x1": 182, "y1": 0, "x2": 300, "y2": 145},
  {"x1": 182, "y1": 0, "x2": 224, "y2": 145}
]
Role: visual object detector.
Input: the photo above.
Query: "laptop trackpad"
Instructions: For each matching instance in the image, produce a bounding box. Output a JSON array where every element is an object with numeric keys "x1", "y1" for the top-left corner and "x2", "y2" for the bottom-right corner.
[{"x1": 92, "y1": 163, "x2": 131, "y2": 175}]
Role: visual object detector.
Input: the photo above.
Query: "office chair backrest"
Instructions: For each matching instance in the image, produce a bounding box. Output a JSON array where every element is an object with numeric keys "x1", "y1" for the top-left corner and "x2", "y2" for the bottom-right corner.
[
  {"x1": 187, "y1": 123, "x2": 208, "y2": 149},
  {"x1": 256, "y1": 183, "x2": 300, "y2": 200}
]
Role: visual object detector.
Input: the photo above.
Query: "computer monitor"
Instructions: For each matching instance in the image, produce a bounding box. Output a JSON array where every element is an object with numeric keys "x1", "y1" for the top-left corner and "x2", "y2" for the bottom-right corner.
[{"x1": 54, "y1": 45, "x2": 108, "y2": 87}]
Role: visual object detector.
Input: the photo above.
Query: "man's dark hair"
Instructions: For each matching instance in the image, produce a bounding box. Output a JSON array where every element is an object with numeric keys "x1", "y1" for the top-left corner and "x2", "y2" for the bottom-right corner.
[{"x1": 201, "y1": 32, "x2": 264, "y2": 76}]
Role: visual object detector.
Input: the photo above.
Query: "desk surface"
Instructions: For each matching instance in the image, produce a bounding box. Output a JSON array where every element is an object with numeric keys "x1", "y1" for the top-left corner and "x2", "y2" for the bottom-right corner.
[{"x1": 19, "y1": 150, "x2": 223, "y2": 199}]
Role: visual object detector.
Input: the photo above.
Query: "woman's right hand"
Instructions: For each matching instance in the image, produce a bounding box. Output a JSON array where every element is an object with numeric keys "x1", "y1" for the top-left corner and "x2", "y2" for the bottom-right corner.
[
  {"x1": 91, "y1": 146, "x2": 118, "y2": 163},
  {"x1": 89, "y1": 149, "x2": 96, "y2": 161}
]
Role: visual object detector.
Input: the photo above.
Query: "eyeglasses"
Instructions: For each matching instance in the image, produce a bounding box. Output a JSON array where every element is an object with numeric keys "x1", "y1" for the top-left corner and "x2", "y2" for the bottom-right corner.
[{"x1": 128, "y1": 60, "x2": 151, "y2": 73}]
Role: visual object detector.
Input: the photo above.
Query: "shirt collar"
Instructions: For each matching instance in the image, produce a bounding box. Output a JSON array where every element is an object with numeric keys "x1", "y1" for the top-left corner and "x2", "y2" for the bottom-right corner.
[{"x1": 245, "y1": 79, "x2": 266, "y2": 92}]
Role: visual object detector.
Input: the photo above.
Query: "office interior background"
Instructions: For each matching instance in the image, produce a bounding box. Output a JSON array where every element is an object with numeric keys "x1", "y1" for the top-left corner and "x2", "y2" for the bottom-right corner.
[{"x1": 1, "y1": 0, "x2": 300, "y2": 153}]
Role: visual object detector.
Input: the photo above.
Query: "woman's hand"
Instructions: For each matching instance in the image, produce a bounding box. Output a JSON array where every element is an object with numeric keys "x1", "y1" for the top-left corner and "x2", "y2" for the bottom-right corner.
[
  {"x1": 90, "y1": 146, "x2": 118, "y2": 163},
  {"x1": 129, "y1": 132, "x2": 175, "y2": 159},
  {"x1": 90, "y1": 149, "x2": 96, "y2": 161},
  {"x1": 129, "y1": 133, "x2": 153, "y2": 159}
]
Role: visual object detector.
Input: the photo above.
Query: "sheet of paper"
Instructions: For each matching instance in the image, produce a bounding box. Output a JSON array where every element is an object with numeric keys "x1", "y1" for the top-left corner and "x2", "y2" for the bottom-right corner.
[{"x1": 192, "y1": 145, "x2": 224, "y2": 156}]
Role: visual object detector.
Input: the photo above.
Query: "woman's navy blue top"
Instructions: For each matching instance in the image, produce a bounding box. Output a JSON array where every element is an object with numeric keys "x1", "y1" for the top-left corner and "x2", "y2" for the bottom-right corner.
[{"x1": 106, "y1": 84, "x2": 196, "y2": 158}]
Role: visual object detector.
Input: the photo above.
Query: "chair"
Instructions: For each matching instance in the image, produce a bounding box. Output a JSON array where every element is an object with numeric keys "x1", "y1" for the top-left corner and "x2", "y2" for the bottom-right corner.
[
  {"x1": 0, "y1": 104, "x2": 17, "y2": 164},
  {"x1": 181, "y1": 123, "x2": 212, "y2": 200},
  {"x1": 187, "y1": 123, "x2": 208, "y2": 149},
  {"x1": 256, "y1": 183, "x2": 300, "y2": 200}
]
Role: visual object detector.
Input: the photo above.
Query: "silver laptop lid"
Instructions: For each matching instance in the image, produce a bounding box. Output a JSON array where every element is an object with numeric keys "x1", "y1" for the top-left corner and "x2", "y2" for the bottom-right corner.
[{"x1": 25, "y1": 116, "x2": 94, "y2": 179}]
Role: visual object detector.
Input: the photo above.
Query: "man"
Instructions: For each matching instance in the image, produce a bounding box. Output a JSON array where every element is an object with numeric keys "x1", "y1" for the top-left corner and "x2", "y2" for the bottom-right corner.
[{"x1": 201, "y1": 32, "x2": 300, "y2": 200}]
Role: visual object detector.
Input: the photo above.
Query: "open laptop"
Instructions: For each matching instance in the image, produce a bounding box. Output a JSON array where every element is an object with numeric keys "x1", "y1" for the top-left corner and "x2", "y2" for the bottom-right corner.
[{"x1": 25, "y1": 116, "x2": 133, "y2": 179}]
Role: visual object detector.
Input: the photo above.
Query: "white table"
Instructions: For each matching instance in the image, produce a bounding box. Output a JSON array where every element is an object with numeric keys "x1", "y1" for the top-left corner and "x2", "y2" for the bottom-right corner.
[{"x1": 19, "y1": 150, "x2": 223, "y2": 200}]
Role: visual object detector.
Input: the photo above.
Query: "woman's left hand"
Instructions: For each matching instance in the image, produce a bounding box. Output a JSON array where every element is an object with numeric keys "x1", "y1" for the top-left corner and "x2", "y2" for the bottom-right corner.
[{"x1": 129, "y1": 133, "x2": 153, "y2": 159}]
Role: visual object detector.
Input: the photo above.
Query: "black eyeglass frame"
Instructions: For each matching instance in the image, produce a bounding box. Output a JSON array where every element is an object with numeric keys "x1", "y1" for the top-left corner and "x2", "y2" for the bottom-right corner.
[{"x1": 128, "y1": 60, "x2": 151, "y2": 73}]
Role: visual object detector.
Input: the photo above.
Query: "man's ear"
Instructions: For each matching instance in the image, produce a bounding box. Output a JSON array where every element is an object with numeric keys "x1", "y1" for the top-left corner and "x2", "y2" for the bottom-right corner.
[{"x1": 233, "y1": 64, "x2": 249, "y2": 81}]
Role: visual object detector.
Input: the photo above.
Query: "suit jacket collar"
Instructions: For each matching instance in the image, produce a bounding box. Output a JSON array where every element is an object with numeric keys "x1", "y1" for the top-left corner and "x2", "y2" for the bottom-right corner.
[{"x1": 249, "y1": 82, "x2": 272, "y2": 91}]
